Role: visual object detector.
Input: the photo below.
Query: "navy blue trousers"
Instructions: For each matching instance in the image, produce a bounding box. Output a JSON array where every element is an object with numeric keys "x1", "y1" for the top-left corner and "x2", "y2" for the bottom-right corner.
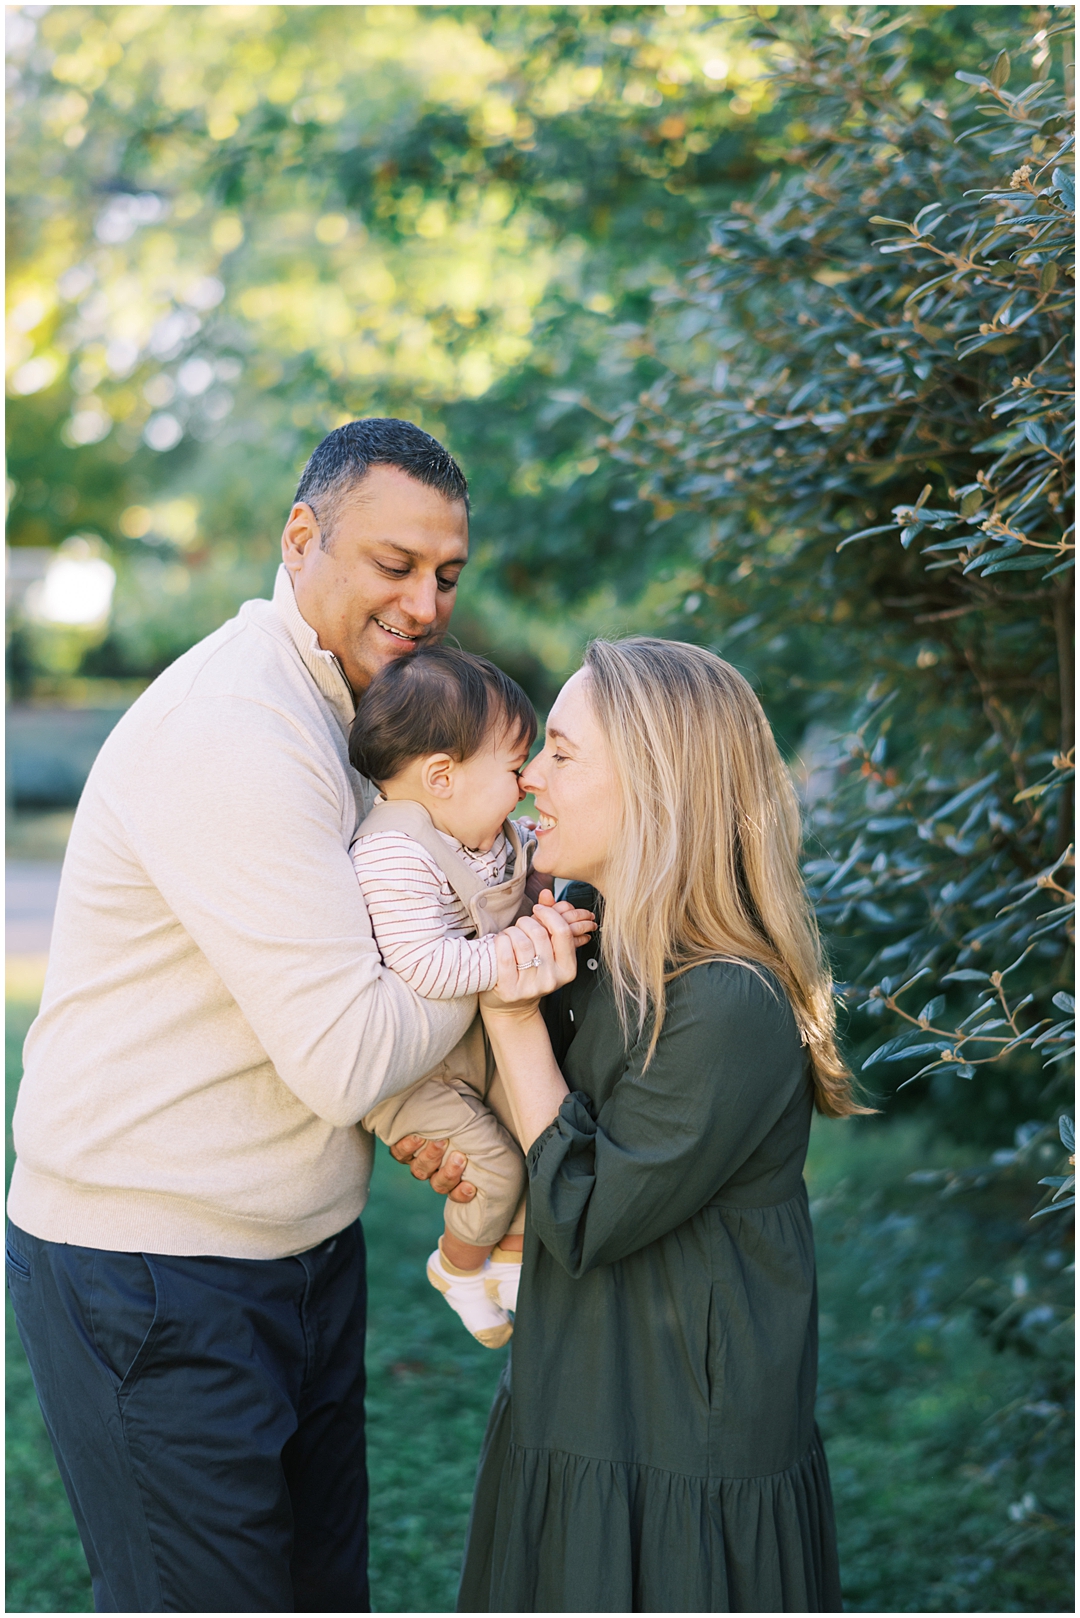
[{"x1": 6, "y1": 1220, "x2": 370, "y2": 1613}]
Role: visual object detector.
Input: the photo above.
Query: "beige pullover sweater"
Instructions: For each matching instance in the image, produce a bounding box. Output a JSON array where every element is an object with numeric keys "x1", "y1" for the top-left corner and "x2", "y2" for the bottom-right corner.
[{"x1": 8, "y1": 567, "x2": 472, "y2": 1259}]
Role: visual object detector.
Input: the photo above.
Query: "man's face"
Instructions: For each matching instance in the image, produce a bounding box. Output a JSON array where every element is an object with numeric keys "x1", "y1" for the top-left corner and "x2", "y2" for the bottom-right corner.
[{"x1": 281, "y1": 464, "x2": 469, "y2": 696}]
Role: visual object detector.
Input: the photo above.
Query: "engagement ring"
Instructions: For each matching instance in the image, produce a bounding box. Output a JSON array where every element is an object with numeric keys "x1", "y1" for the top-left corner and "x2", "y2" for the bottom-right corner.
[{"x1": 518, "y1": 955, "x2": 543, "y2": 970}]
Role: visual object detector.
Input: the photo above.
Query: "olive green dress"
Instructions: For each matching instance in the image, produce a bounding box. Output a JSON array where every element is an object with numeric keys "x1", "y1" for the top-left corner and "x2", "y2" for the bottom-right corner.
[{"x1": 457, "y1": 902, "x2": 843, "y2": 1614}]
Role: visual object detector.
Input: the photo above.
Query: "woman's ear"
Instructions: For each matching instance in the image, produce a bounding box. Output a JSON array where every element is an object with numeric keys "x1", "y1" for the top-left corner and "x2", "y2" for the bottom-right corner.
[{"x1": 421, "y1": 752, "x2": 455, "y2": 797}]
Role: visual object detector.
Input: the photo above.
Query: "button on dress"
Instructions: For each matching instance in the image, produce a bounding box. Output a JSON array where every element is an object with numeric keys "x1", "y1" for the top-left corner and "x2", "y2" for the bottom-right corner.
[{"x1": 458, "y1": 895, "x2": 843, "y2": 1613}]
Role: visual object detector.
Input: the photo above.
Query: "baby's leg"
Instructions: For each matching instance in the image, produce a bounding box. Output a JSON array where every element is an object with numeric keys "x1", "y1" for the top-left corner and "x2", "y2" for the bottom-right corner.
[
  {"x1": 367, "y1": 1077, "x2": 524, "y2": 1245},
  {"x1": 364, "y1": 1076, "x2": 525, "y2": 1346},
  {"x1": 486, "y1": 1193, "x2": 526, "y2": 1311},
  {"x1": 432, "y1": 1079, "x2": 526, "y2": 1249},
  {"x1": 441, "y1": 1229, "x2": 492, "y2": 1272}
]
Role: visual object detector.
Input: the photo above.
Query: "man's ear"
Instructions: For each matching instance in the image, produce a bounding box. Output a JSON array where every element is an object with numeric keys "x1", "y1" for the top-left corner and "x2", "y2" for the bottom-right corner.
[
  {"x1": 421, "y1": 753, "x2": 455, "y2": 798},
  {"x1": 282, "y1": 502, "x2": 322, "y2": 572}
]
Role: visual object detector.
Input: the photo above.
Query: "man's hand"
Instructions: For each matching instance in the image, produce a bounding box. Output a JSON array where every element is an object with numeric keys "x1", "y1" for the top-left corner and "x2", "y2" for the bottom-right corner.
[{"x1": 388, "y1": 1135, "x2": 477, "y2": 1203}]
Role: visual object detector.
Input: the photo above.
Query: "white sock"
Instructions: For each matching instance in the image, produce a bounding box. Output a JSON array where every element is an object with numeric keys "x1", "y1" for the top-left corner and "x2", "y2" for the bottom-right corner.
[{"x1": 426, "y1": 1246, "x2": 512, "y2": 1349}]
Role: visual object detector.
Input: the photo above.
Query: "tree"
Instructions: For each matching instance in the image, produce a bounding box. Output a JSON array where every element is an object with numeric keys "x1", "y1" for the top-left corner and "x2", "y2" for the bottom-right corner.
[
  {"x1": 6, "y1": 2, "x2": 780, "y2": 687},
  {"x1": 598, "y1": 4, "x2": 1074, "y2": 1149}
]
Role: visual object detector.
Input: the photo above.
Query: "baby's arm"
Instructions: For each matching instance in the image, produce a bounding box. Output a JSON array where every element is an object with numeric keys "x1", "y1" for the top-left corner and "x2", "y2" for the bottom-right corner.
[{"x1": 351, "y1": 834, "x2": 498, "y2": 999}]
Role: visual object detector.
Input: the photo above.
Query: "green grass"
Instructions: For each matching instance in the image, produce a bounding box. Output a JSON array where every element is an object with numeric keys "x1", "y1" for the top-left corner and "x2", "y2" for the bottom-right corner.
[
  {"x1": 6, "y1": 995, "x2": 1074, "y2": 1612},
  {"x1": 806, "y1": 1120, "x2": 1074, "y2": 1613},
  {"x1": 7, "y1": 997, "x2": 97, "y2": 1614}
]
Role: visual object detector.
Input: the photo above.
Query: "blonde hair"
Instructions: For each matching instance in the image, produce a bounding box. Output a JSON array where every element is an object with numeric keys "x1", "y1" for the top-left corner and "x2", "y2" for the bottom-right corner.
[{"x1": 582, "y1": 637, "x2": 869, "y2": 1118}]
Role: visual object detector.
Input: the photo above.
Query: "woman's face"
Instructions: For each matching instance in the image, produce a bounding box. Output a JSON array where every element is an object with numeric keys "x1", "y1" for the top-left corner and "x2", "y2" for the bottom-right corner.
[{"x1": 519, "y1": 668, "x2": 617, "y2": 891}]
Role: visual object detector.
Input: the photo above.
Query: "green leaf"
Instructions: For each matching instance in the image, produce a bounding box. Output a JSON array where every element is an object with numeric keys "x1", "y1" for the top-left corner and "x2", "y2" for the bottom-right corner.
[
  {"x1": 980, "y1": 554, "x2": 1055, "y2": 573},
  {"x1": 1052, "y1": 167, "x2": 1075, "y2": 208},
  {"x1": 931, "y1": 774, "x2": 998, "y2": 822},
  {"x1": 862, "y1": 1034, "x2": 920, "y2": 1070},
  {"x1": 942, "y1": 970, "x2": 990, "y2": 983},
  {"x1": 868, "y1": 216, "x2": 915, "y2": 231},
  {"x1": 1040, "y1": 261, "x2": 1059, "y2": 294},
  {"x1": 836, "y1": 523, "x2": 897, "y2": 550},
  {"x1": 883, "y1": 1040, "x2": 952, "y2": 1061},
  {"x1": 990, "y1": 50, "x2": 1010, "y2": 89},
  {"x1": 1052, "y1": 992, "x2": 1074, "y2": 1015},
  {"x1": 917, "y1": 996, "x2": 946, "y2": 1024}
]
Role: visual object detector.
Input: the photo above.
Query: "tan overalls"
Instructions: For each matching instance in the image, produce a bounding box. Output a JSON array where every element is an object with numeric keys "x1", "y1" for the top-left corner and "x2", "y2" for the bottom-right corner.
[{"x1": 359, "y1": 798, "x2": 531, "y2": 1246}]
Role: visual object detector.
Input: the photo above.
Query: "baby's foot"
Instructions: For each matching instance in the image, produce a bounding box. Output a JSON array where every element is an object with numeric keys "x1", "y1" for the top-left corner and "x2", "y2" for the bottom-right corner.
[
  {"x1": 426, "y1": 1246, "x2": 513, "y2": 1348},
  {"x1": 484, "y1": 1247, "x2": 522, "y2": 1313}
]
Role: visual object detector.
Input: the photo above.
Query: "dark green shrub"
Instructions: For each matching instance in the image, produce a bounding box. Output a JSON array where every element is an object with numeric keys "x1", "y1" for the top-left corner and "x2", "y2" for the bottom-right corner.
[{"x1": 602, "y1": 6, "x2": 1073, "y2": 1150}]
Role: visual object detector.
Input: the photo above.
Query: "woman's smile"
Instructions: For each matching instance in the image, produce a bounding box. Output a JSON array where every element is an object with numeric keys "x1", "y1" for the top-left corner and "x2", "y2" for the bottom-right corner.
[{"x1": 518, "y1": 669, "x2": 615, "y2": 890}]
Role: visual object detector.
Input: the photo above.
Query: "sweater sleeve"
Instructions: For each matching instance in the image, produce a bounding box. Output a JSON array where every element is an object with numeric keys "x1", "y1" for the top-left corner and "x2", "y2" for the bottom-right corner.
[
  {"x1": 526, "y1": 962, "x2": 808, "y2": 1277},
  {"x1": 123, "y1": 693, "x2": 474, "y2": 1127},
  {"x1": 350, "y1": 833, "x2": 498, "y2": 997}
]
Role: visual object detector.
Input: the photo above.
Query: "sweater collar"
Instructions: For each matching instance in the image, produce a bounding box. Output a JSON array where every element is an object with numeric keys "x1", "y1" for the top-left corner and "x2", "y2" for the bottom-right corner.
[{"x1": 272, "y1": 564, "x2": 356, "y2": 734}]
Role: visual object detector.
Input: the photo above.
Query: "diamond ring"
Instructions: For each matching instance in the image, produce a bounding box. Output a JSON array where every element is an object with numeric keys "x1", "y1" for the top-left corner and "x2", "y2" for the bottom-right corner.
[{"x1": 518, "y1": 955, "x2": 543, "y2": 970}]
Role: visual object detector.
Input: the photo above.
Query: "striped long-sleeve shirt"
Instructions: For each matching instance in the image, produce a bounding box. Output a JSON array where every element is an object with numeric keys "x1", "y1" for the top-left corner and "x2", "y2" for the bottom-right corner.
[{"x1": 350, "y1": 826, "x2": 525, "y2": 999}]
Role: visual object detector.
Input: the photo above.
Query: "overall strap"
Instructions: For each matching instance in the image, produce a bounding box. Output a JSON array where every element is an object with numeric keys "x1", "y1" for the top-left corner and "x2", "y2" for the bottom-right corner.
[{"x1": 356, "y1": 798, "x2": 498, "y2": 914}]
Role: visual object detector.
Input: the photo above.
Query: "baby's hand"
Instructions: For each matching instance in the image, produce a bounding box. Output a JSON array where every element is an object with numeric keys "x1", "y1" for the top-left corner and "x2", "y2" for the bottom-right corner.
[{"x1": 533, "y1": 888, "x2": 597, "y2": 945}]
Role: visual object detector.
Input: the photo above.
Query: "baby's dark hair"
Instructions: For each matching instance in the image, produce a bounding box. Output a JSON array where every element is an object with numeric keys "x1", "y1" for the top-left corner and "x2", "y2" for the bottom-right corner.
[{"x1": 349, "y1": 645, "x2": 537, "y2": 786}]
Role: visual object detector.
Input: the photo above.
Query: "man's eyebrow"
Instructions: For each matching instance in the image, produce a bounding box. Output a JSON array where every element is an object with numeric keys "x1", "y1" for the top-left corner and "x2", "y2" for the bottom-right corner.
[{"x1": 374, "y1": 541, "x2": 469, "y2": 567}]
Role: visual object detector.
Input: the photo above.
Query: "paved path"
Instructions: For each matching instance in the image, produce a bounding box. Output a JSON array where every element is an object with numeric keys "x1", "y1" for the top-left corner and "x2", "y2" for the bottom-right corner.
[{"x1": 6, "y1": 861, "x2": 63, "y2": 956}]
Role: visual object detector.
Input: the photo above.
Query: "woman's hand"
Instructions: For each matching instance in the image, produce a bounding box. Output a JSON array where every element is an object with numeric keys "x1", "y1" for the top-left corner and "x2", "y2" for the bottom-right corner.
[
  {"x1": 479, "y1": 906, "x2": 574, "y2": 1149},
  {"x1": 481, "y1": 906, "x2": 578, "y2": 1018},
  {"x1": 533, "y1": 887, "x2": 597, "y2": 945}
]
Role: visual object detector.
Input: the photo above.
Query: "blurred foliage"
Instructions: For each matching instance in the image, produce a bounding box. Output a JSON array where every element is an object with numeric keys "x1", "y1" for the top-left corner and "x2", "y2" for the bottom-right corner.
[
  {"x1": 6, "y1": 5, "x2": 1053, "y2": 697},
  {"x1": 7, "y1": 1, "x2": 794, "y2": 689},
  {"x1": 597, "y1": 4, "x2": 1074, "y2": 1145},
  {"x1": 807, "y1": 1116, "x2": 1074, "y2": 1612}
]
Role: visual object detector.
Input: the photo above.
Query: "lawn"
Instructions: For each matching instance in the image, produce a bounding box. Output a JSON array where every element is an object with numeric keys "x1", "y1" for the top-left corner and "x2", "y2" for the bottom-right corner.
[{"x1": 6, "y1": 994, "x2": 1073, "y2": 1613}]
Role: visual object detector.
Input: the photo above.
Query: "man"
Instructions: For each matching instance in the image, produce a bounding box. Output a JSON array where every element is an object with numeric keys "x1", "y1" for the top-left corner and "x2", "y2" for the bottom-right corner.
[{"x1": 7, "y1": 418, "x2": 482, "y2": 1612}]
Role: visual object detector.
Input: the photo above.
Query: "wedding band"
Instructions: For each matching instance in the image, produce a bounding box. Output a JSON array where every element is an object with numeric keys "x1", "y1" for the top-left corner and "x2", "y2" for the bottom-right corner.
[{"x1": 518, "y1": 955, "x2": 543, "y2": 970}]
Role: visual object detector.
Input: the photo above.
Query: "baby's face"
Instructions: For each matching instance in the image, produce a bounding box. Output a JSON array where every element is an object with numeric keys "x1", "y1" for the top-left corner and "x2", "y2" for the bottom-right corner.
[{"x1": 445, "y1": 726, "x2": 530, "y2": 852}]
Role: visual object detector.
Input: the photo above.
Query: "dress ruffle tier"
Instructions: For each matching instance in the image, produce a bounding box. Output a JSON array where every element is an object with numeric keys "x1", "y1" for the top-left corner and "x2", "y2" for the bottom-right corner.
[{"x1": 460, "y1": 1370, "x2": 841, "y2": 1613}]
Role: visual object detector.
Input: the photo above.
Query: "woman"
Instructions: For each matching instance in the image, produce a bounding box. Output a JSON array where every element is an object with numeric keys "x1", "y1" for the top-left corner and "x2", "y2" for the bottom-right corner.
[{"x1": 457, "y1": 637, "x2": 862, "y2": 1613}]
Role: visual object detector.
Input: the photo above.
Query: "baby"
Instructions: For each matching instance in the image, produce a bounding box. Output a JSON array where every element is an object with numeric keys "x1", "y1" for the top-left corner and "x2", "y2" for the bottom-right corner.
[{"x1": 348, "y1": 645, "x2": 594, "y2": 1347}]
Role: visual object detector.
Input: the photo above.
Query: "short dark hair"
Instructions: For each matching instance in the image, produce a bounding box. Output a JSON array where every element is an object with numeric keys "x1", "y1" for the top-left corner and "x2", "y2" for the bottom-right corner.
[
  {"x1": 295, "y1": 418, "x2": 469, "y2": 547},
  {"x1": 349, "y1": 644, "x2": 536, "y2": 786}
]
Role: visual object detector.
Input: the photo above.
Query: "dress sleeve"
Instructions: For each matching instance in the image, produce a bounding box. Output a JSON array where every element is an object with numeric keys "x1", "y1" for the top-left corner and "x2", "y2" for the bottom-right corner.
[
  {"x1": 526, "y1": 961, "x2": 807, "y2": 1277},
  {"x1": 350, "y1": 833, "x2": 498, "y2": 998}
]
